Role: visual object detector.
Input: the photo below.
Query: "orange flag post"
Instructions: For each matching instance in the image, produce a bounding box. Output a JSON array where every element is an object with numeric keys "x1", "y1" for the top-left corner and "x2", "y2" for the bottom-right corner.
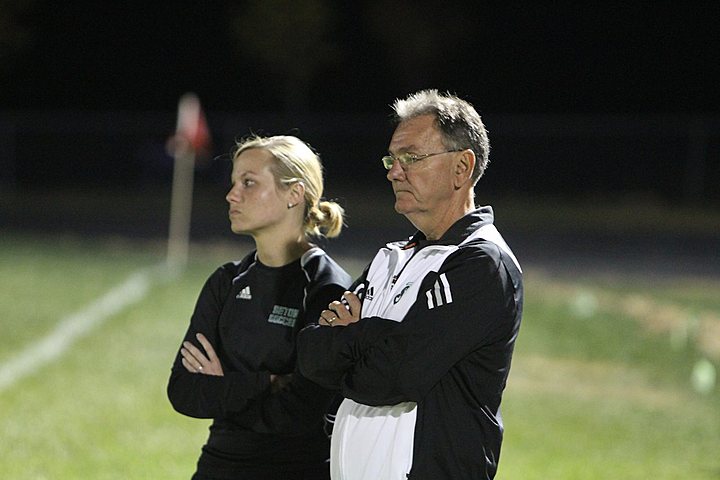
[{"x1": 166, "y1": 93, "x2": 210, "y2": 269}]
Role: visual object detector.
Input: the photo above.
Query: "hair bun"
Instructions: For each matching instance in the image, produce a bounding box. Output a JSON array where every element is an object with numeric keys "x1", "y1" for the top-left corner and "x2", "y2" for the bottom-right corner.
[{"x1": 309, "y1": 200, "x2": 344, "y2": 238}]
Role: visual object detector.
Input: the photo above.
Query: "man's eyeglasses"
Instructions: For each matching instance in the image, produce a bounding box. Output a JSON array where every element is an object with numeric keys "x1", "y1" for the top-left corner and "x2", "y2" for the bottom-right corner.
[{"x1": 381, "y1": 149, "x2": 464, "y2": 170}]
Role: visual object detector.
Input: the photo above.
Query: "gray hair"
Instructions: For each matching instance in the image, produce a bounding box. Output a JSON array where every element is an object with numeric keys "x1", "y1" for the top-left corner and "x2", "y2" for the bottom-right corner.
[{"x1": 392, "y1": 89, "x2": 490, "y2": 183}]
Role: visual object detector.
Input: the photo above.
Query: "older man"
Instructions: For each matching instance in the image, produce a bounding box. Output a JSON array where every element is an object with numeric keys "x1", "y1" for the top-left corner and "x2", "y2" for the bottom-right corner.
[{"x1": 298, "y1": 89, "x2": 523, "y2": 480}]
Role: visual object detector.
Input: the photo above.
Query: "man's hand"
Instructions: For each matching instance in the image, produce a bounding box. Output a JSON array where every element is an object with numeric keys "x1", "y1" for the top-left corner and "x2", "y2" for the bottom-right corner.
[
  {"x1": 320, "y1": 291, "x2": 361, "y2": 327},
  {"x1": 269, "y1": 373, "x2": 293, "y2": 393},
  {"x1": 181, "y1": 333, "x2": 224, "y2": 376}
]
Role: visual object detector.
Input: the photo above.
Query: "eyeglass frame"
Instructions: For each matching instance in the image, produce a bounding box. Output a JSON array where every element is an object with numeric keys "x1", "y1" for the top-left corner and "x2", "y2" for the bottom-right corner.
[{"x1": 381, "y1": 149, "x2": 465, "y2": 170}]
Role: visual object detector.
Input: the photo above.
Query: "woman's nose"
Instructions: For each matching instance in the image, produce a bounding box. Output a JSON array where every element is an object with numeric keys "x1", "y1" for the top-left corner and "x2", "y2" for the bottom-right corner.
[{"x1": 226, "y1": 185, "x2": 239, "y2": 203}]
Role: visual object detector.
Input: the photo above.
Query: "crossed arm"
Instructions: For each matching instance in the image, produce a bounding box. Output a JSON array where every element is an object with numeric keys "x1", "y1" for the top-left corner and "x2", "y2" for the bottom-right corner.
[
  {"x1": 167, "y1": 269, "x2": 346, "y2": 432},
  {"x1": 298, "y1": 246, "x2": 519, "y2": 406},
  {"x1": 180, "y1": 332, "x2": 291, "y2": 392}
]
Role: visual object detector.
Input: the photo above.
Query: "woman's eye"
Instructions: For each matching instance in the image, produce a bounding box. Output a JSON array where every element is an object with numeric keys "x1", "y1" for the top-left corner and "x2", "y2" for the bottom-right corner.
[{"x1": 243, "y1": 179, "x2": 255, "y2": 187}]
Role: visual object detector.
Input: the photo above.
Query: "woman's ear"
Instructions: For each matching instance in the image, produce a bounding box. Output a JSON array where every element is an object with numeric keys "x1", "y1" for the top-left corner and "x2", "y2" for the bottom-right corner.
[
  {"x1": 287, "y1": 181, "x2": 305, "y2": 208},
  {"x1": 453, "y1": 149, "x2": 476, "y2": 188}
]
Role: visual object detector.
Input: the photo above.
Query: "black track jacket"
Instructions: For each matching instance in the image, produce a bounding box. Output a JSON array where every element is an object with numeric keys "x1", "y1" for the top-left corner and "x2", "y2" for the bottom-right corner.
[{"x1": 297, "y1": 208, "x2": 523, "y2": 480}]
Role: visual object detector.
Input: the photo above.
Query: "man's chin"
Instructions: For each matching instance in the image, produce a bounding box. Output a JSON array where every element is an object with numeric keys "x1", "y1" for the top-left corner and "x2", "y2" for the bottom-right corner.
[{"x1": 394, "y1": 200, "x2": 414, "y2": 215}]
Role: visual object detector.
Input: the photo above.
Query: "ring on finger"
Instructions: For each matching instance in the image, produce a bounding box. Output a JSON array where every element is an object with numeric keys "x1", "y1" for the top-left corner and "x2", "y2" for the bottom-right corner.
[{"x1": 198, "y1": 365, "x2": 203, "y2": 371}]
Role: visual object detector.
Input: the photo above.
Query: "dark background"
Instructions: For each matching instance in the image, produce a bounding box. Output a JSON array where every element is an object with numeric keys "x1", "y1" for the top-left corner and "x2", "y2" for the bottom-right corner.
[
  {"x1": 3, "y1": 1, "x2": 719, "y2": 115},
  {"x1": 1, "y1": 0, "x2": 719, "y2": 249}
]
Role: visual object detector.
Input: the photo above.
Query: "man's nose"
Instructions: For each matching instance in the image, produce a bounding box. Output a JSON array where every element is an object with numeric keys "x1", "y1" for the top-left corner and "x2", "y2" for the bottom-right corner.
[{"x1": 386, "y1": 161, "x2": 405, "y2": 181}]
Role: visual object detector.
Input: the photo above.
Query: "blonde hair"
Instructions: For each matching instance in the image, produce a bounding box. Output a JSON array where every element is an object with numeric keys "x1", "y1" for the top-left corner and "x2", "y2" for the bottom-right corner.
[{"x1": 233, "y1": 135, "x2": 344, "y2": 238}]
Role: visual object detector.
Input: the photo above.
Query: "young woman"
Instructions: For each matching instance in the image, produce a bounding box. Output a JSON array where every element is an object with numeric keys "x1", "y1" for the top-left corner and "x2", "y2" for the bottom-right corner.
[{"x1": 167, "y1": 135, "x2": 351, "y2": 480}]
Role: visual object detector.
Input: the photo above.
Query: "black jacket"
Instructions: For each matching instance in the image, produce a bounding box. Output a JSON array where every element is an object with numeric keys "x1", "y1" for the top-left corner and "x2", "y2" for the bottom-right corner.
[{"x1": 168, "y1": 247, "x2": 351, "y2": 478}]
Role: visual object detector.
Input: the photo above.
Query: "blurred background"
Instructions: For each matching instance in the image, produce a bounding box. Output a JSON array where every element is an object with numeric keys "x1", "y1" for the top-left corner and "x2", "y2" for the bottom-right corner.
[
  {"x1": 1, "y1": 1, "x2": 719, "y2": 478},
  {"x1": 2, "y1": 1, "x2": 719, "y2": 242}
]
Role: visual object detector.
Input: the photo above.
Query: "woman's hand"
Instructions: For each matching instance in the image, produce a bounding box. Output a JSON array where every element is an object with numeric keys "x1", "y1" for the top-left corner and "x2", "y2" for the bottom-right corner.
[
  {"x1": 319, "y1": 291, "x2": 361, "y2": 327},
  {"x1": 181, "y1": 333, "x2": 224, "y2": 376}
]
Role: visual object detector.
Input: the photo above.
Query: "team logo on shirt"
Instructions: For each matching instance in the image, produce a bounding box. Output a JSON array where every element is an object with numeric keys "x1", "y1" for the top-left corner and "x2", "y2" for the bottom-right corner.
[
  {"x1": 267, "y1": 305, "x2": 300, "y2": 327},
  {"x1": 393, "y1": 283, "x2": 412, "y2": 304},
  {"x1": 236, "y1": 285, "x2": 252, "y2": 300},
  {"x1": 426, "y1": 273, "x2": 453, "y2": 309}
]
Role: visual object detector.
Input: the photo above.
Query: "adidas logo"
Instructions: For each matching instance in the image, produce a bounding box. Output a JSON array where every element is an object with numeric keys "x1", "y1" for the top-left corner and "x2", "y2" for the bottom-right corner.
[
  {"x1": 236, "y1": 286, "x2": 252, "y2": 300},
  {"x1": 365, "y1": 286, "x2": 374, "y2": 301}
]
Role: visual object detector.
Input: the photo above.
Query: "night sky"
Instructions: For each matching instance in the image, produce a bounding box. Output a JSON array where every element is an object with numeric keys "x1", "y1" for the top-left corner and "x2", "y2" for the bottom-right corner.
[{"x1": 2, "y1": 0, "x2": 719, "y2": 115}]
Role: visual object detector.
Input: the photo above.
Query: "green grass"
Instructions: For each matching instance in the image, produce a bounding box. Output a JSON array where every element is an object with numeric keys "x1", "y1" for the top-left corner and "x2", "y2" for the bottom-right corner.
[
  {"x1": 0, "y1": 234, "x2": 224, "y2": 478},
  {"x1": 0, "y1": 235, "x2": 718, "y2": 479},
  {"x1": 499, "y1": 270, "x2": 720, "y2": 479},
  {"x1": 1, "y1": 234, "x2": 164, "y2": 360}
]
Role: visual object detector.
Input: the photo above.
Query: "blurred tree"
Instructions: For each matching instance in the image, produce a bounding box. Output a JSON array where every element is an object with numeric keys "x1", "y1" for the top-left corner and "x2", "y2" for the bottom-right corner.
[
  {"x1": 0, "y1": 0, "x2": 37, "y2": 189},
  {"x1": 360, "y1": 0, "x2": 474, "y2": 96},
  {"x1": 0, "y1": 0, "x2": 35, "y2": 68},
  {"x1": 227, "y1": 0, "x2": 342, "y2": 112}
]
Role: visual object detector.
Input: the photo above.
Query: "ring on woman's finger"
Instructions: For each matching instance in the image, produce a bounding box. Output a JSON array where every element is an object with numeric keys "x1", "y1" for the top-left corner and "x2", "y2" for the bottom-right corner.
[
  {"x1": 198, "y1": 365, "x2": 203, "y2": 371},
  {"x1": 326, "y1": 316, "x2": 337, "y2": 325}
]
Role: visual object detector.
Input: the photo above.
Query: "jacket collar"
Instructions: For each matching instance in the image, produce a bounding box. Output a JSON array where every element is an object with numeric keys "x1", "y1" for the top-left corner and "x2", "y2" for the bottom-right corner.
[{"x1": 402, "y1": 206, "x2": 495, "y2": 250}]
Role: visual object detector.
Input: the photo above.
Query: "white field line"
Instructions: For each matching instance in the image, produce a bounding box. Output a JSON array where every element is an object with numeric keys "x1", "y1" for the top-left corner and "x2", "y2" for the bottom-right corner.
[{"x1": 0, "y1": 265, "x2": 173, "y2": 393}]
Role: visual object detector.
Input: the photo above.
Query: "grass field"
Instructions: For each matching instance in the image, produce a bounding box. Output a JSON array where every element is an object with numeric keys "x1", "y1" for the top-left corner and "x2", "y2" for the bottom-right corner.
[{"x1": 1, "y1": 233, "x2": 718, "y2": 479}]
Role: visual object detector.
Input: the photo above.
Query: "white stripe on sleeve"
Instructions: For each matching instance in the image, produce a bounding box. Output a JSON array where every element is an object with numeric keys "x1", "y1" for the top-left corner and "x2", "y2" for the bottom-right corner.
[
  {"x1": 433, "y1": 281, "x2": 444, "y2": 307},
  {"x1": 440, "y1": 273, "x2": 453, "y2": 304}
]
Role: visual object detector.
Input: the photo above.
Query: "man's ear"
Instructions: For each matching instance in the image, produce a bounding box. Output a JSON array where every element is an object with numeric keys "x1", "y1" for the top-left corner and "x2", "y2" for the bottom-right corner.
[{"x1": 453, "y1": 149, "x2": 475, "y2": 188}]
